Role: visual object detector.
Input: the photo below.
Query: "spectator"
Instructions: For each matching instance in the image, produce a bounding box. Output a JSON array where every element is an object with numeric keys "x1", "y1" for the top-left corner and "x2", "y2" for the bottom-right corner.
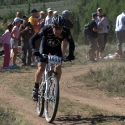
[
  {"x1": 0, "y1": 23, "x2": 13, "y2": 69},
  {"x1": 15, "y1": 11, "x2": 22, "y2": 46},
  {"x1": 16, "y1": 12, "x2": 21, "y2": 18},
  {"x1": 61, "y1": 10, "x2": 74, "y2": 56},
  {"x1": 87, "y1": 13, "x2": 101, "y2": 61},
  {"x1": 62, "y1": 10, "x2": 74, "y2": 30},
  {"x1": 100, "y1": 14, "x2": 110, "y2": 53},
  {"x1": 28, "y1": 8, "x2": 39, "y2": 66},
  {"x1": 28, "y1": 8, "x2": 39, "y2": 34},
  {"x1": 96, "y1": 8, "x2": 106, "y2": 59},
  {"x1": 53, "y1": 11, "x2": 58, "y2": 16},
  {"x1": 10, "y1": 17, "x2": 22, "y2": 69},
  {"x1": 38, "y1": 11, "x2": 45, "y2": 29},
  {"x1": 44, "y1": 8, "x2": 53, "y2": 25},
  {"x1": 35, "y1": 11, "x2": 45, "y2": 53},
  {"x1": 19, "y1": 16, "x2": 34, "y2": 66},
  {"x1": 115, "y1": 11, "x2": 125, "y2": 58}
]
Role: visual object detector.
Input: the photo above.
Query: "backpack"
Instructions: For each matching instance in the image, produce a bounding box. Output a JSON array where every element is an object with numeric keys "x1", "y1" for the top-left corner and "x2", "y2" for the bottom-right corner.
[{"x1": 83, "y1": 22, "x2": 91, "y2": 38}]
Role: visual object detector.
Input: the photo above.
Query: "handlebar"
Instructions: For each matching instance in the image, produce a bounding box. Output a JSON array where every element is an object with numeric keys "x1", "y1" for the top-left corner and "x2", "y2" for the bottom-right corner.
[{"x1": 39, "y1": 54, "x2": 71, "y2": 62}]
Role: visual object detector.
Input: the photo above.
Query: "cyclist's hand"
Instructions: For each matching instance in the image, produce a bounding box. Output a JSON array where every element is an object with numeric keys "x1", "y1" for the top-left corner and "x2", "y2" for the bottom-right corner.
[
  {"x1": 32, "y1": 49, "x2": 40, "y2": 56},
  {"x1": 67, "y1": 54, "x2": 75, "y2": 60}
]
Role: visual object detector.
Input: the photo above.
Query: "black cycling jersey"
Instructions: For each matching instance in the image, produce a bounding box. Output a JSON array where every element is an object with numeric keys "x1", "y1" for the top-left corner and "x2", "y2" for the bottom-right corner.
[{"x1": 29, "y1": 25, "x2": 75, "y2": 56}]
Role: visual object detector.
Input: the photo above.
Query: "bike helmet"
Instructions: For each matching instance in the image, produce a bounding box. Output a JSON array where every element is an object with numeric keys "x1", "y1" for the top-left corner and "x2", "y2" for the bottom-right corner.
[
  {"x1": 62, "y1": 10, "x2": 70, "y2": 15},
  {"x1": 52, "y1": 14, "x2": 65, "y2": 27}
]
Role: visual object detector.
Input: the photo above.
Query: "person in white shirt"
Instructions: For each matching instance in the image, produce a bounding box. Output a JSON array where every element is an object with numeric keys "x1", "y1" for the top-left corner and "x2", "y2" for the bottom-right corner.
[
  {"x1": 44, "y1": 8, "x2": 53, "y2": 25},
  {"x1": 115, "y1": 11, "x2": 125, "y2": 58}
]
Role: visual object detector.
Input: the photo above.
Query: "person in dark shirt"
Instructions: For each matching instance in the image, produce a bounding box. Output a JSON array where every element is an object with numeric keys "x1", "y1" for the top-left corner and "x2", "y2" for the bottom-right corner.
[
  {"x1": 29, "y1": 15, "x2": 75, "y2": 101},
  {"x1": 19, "y1": 16, "x2": 34, "y2": 66},
  {"x1": 62, "y1": 10, "x2": 74, "y2": 30},
  {"x1": 61, "y1": 10, "x2": 74, "y2": 57},
  {"x1": 87, "y1": 12, "x2": 101, "y2": 61}
]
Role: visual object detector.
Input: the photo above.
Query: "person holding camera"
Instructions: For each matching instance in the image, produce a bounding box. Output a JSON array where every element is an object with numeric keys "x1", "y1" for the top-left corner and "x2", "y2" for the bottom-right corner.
[{"x1": 19, "y1": 16, "x2": 34, "y2": 66}]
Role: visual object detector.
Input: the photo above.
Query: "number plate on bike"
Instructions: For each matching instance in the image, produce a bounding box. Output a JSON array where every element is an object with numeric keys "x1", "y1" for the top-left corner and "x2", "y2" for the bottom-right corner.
[{"x1": 48, "y1": 55, "x2": 61, "y2": 65}]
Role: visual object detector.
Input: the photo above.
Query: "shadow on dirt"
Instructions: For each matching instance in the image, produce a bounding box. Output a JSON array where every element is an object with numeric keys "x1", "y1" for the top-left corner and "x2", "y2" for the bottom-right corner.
[{"x1": 54, "y1": 115, "x2": 125, "y2": 125}]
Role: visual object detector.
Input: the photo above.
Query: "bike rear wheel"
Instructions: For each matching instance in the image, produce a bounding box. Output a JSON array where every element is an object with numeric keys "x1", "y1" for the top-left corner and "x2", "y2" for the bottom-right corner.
[
  {"x1": 36, "y1": 74, "x2": 45, "y2": 117},
  {"x1": 44, "y1": 74, "x2": 59, "y2": 123}
]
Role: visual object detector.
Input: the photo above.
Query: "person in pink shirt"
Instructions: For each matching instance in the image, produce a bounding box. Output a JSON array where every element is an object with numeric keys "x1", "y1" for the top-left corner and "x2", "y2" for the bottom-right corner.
[
  {"x1": 10, "y1": 17, "x2": 22, "y2": 69},
  {"x1": 0, "y1": 23, "x2": 13, "y2": 69}
]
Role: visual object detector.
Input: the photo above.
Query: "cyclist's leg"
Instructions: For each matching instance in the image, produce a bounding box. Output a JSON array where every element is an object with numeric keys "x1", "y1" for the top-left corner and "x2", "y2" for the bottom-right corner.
[
  {"x1": 35, "y1": 62, "x2": 46, "y2": 83},
  {"x1": 32, "y1": 62, "x2": 46, "y2": 101}
]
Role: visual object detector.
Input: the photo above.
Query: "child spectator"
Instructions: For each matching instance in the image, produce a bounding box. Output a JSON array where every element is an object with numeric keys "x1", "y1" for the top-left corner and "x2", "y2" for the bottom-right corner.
[
  {"x1": 10, "y1": 17, "x2": 22, "y2": 69},
  {"x1": 0, "y1": 23, "x2": 13, "y2": 69}
]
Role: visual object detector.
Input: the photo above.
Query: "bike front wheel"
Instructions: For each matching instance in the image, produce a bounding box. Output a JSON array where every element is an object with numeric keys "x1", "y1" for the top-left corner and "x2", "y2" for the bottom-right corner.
[{"x1": 44, "y1": 74, "x2": 59, "y2": 123}]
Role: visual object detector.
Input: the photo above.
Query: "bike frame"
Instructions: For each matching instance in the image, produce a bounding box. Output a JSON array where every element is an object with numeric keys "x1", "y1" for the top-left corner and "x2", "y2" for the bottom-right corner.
[{"x1": 44, "y1": 63, "x2": 55, "y2": 99}]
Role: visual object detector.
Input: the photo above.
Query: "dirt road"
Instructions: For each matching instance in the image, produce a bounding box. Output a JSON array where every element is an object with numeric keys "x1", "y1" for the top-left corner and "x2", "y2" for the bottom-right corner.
[{"x1": 0, "y1": 64, "x2": 125, "y2": 125}]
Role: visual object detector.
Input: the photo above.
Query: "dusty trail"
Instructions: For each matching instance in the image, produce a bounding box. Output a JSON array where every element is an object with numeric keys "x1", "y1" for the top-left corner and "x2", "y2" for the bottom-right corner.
[{"x1": 0, "y1": 64, "x2": 125, "y2": 125}]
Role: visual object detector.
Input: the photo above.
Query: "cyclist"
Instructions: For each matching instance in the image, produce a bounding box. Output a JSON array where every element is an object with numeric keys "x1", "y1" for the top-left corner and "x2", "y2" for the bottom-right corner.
[{"x1": 29, "y1": 14, "x2": 75, "y2": 101}]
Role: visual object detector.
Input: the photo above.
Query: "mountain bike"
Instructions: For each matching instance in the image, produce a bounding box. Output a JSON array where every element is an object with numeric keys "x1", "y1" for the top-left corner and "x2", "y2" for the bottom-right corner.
[{"x1": 36, "y1": 54, "x2": 69, "y2": 123}]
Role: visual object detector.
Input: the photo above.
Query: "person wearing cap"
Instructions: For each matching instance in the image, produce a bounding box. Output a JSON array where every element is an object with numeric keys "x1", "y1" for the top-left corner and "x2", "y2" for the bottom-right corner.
[
  {"x1": 96, "y1": 7, "x2": 106, "y2": 59},
  {"x1": 28, "y1": 8, "x2": 39, "y2": 34},
  {"x1": 10, "y1": 17, "x2": 22, "y2": 69},
  {"x1": 53, "y1": 11, "x2": 58, "y2": 16},
  {"x1": 28, "y1": 8, "x2": 39, "y2": 66},
  {"x1": 87, "y1": 12, "x2": 101, "y2": 61},
  {"x1": 15, "y1": 11, "x2": 22, "y2": 46},
  {"x1": 62, "y1": 10, "x2": 74, "y2": 30},
  {"x1": 61, "y1": 10, "x2": 74, "y2": 57},
  {"x1": 19, "y1": 16, "x2": 34, "y2": 66},
  {"x1": 115, "y1": 11, "x2": 125, "y2": 58},
  {"x1": 44, "y1": 8, "x2": 53, "y2": 25}
]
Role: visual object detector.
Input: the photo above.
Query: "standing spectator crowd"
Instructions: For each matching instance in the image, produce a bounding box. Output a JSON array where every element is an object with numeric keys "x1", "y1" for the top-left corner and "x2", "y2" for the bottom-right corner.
[
  {"x1": 0, "y1": 8, "x2": 74, "y2": 70},
  {"x1": 87, "y1": 7, "x2": 111, "y2": 61},
  {"x1": 87, "y1": 7, "x2": 125, "y2": 62}
]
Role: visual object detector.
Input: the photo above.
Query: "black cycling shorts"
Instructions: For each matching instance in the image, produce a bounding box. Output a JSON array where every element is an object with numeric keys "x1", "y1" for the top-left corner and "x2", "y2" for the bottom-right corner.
[{"x1": 39, "y1": 41, "x2": 62, "y2": 63}]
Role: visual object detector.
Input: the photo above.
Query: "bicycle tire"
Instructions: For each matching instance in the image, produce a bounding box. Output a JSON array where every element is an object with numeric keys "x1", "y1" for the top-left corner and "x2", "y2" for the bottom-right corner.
[
  {"x1": 44, "y1": 73, "x2": 59, "y2": 123},
  {"x1": 36, "y1": 74, "x2": 45, "y2": 117}
]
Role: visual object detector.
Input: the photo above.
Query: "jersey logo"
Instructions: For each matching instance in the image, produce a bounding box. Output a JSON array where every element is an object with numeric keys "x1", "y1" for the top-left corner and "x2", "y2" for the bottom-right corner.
[{"x1": 47, "y1": 39, "x2": 61, "y2": 47}]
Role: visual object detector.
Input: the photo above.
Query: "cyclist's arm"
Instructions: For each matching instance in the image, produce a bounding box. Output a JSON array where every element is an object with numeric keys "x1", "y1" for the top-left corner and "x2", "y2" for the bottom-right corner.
[{"x1": 29, "y1": 26, "x2": 45, "y2": 50}]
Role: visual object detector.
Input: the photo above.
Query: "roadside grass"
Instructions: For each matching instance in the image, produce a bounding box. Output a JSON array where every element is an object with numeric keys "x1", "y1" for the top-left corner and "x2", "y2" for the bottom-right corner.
[
  {"x1": 58, "y1": 97, "x2": 125, "y2": 125},
  {"x1": 74, "y1": 60, "x2": 125, "y2": 97},
  {"x1": 0, "y1": 106, "x2": 30, "y2": 125}
]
